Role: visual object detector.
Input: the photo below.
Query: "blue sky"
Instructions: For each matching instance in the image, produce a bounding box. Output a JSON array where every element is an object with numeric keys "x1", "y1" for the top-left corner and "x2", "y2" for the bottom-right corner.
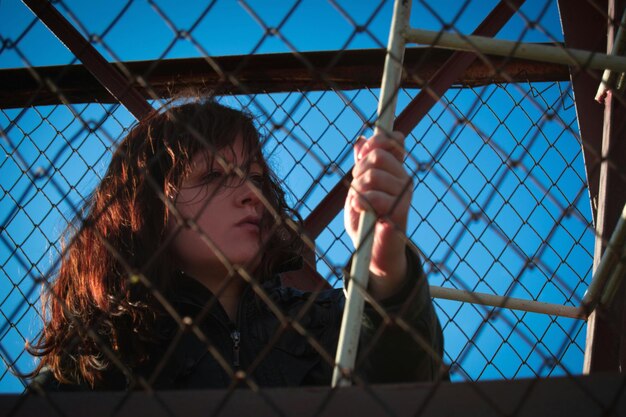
[{"x1": 0, "y1": 0, "x2": 592, "y2": 392}]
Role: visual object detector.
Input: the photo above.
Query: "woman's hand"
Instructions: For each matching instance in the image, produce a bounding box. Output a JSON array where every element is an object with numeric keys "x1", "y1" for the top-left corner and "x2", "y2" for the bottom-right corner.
[{"x1": 344, "y1": 131, "x2": 413, "y2": 300}]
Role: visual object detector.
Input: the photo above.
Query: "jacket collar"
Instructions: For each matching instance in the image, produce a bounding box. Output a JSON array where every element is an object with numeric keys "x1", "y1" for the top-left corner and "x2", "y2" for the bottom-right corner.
[
  {"x1": 167, "y1": 270, "x2": 284, "y2": 310},
  {"x1": 166, "y1": 251, "x2": 303, "y2": 306},
  {"x1": 167, "y1": 271, "x2": 216, "y2": 309}
]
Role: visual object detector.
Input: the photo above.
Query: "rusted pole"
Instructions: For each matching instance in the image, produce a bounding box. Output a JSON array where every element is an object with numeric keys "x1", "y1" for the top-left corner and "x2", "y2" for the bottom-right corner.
[
  {"x1": 563, "y1": 0, "x2": 626, "y2": 373},
  {"x1": 0, "y1": 49, "x2": 569, "y2": 110}
]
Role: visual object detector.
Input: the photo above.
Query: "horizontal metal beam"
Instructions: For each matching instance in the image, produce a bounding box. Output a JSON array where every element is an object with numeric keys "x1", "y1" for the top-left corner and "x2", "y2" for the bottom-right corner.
[
  {"x1": 406, "y1": 28, "x2": 626, "y2": 72},
  {"x1": 431, "y1": 286, "x2": 585, "y2": 320},
  {"x1": 0, "y1": 47, "x2": 569, "y2": 109}
]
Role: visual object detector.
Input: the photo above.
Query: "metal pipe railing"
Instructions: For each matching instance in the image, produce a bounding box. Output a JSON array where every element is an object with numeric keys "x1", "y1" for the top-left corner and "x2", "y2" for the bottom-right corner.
[
  {"x1": 331, "y1": 0, "x2": 412, "y2": 388},
  {"x1": 405, "y1": 27, "x2": 626, "y2": 73},
  {"x1": 430, "y1": 286, "x2": 585, "y2": 320}
]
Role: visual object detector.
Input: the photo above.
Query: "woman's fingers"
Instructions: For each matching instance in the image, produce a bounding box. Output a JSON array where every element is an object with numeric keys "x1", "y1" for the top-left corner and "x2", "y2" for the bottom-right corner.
[
  {"x1": 349, "y1": 164, "x2": 412, "y2": 218},
  {"x1": 352, "y1": 147, "x2": 406, "y2": 179},
  {"x1": 345, "y1": 131, "x2": 412, "y2": 238},
  {"x1": 349, "y1": 131, "x2": 411, "y2": 220},
  {"x1": 353, "y1": 136, "x2": 367, "y2": 161},
  {"x1": 349, "y1": 178, "x2": 412, "y2": 216},
  {"x1": 352, "y1": 168, "x2": 407, "y2": 199},
  {"x1": 357, "y1": 131, "x2": 405, "y2": 162},
  {"x1": 349, "y1": 188, "x2": 406, "y2": 217},
  {"x1": 344, "y1": 131, "x2": 412, "y2": 293}
]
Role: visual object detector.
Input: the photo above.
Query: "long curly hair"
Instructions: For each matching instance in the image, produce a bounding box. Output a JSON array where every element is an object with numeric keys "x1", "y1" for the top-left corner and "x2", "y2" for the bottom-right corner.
[{"x1": 27, "y1": 98, "x2": 302, "y2": 387}]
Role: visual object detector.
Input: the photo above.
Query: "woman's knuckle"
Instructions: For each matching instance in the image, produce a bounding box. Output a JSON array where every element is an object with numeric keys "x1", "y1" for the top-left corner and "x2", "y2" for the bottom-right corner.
[
  {"x1": 370, "y1": 149, "x2": 386, "y2": 164},
  {"x1": 365, "y1": 170, "x2": 377, "y2": 186}
]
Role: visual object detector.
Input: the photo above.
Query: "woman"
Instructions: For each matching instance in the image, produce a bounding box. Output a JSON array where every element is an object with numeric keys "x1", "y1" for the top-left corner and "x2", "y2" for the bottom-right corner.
[{"x1": 28, "y1": 98, "x2": 444, "y2": 390}]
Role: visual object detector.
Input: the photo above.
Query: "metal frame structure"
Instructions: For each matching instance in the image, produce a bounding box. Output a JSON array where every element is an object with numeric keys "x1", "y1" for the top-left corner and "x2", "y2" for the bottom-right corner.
[
  {"x1": 1, "y1": 0, "x2": 624, "y2": 377},
  {"x1": 0, "y1": 49, "x2": 569, "y2": 109},
  {"x1": 21, "y1": 0, "x2": 152, "y2": 120},
  {"x1": 559, "y1": 0, "x2": 626, "y2": 373}
]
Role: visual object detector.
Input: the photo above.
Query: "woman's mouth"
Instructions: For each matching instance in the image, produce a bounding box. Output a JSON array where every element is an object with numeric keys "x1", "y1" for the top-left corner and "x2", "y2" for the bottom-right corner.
[{"x1": 237, "y1": 216, "x2": 261, "y2": 233}]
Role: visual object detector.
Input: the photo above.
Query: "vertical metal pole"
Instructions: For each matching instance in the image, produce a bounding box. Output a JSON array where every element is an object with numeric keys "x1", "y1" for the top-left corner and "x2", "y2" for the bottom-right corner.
[
  {"x1": 332, "y1": 0, "x2": 411, "y2": 387},
  {"x1": 581, "y1": 0, "x2": 626, "y2": 373}
]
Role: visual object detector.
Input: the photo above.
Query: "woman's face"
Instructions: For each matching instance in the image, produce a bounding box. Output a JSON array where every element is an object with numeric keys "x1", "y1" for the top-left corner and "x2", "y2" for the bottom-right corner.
[{"x1": 167, "y1": 136, "x2": 266, "y2": 279}]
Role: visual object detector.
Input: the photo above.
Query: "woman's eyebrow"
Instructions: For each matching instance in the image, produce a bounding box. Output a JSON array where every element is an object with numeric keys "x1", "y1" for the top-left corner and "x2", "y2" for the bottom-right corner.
[{"x1": 250, "y1": 162, "x2": 264, "y2": 173}]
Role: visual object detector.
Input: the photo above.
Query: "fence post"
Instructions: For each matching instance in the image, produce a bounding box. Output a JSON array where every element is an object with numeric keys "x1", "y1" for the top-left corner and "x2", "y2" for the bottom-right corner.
[{"x1": 331, "y1": 0, "x2": 412, "y2": 387}]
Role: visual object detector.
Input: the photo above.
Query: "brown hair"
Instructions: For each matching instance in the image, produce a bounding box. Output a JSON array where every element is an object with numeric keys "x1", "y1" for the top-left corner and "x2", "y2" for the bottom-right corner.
[{"x1": 27, "y1": 98, "x2": 302, "y2": 387}]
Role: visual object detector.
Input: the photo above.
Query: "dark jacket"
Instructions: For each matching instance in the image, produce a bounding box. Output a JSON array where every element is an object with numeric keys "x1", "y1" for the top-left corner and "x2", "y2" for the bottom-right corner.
[{"x1": 35, "y1": 247, "x2": 444, "y2": 390}]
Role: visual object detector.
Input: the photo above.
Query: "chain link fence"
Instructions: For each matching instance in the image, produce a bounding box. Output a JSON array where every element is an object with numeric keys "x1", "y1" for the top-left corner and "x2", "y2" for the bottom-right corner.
[{"x1": 1, "y1": 0, "x2": 625, "y2": 415}]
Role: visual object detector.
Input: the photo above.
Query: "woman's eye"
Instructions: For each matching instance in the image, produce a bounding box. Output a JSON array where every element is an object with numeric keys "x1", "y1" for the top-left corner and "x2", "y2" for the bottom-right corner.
[
  {"x1": 200, "y1": 171, "x2": 224, "y2": 184},
  {"x1": 248, "y1": 174, "x2": 264, "y2": 188}
]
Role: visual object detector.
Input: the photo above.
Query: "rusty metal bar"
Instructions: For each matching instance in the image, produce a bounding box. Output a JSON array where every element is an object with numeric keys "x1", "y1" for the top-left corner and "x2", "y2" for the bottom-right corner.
[
  {"x1": 564, "y1": 0, "x2": 626, "y2": 374},
  {"x1": 0, "y1": 49, "x2": 569, "y2": 109},
  {"x1": 302, "y1": 174, "x2": 352, "y2": 240},
  {"x1": 21, "y1": 0, "x2": 152, "y2": 120},
  {"x1": 584, "y1": 82, "x2": 626, "y2": 372},
  {"x1": 558, "y1": 0, "x2": 607, "y2": 231},
  {"x1": 303, "y1": 0, "x2": 525, "y2": 240}
]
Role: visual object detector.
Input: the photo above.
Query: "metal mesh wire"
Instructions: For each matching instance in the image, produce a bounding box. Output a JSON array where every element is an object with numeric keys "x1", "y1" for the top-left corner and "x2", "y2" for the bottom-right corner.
[{"x1": 1, "y1": 0, "x2": 624, "y2": 415}]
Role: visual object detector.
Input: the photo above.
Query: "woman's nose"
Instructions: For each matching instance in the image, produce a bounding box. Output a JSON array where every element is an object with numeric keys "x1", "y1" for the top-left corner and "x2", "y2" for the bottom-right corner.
[{"x1": 237, "y1": 179, "x2": 262, "y2": 207}]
